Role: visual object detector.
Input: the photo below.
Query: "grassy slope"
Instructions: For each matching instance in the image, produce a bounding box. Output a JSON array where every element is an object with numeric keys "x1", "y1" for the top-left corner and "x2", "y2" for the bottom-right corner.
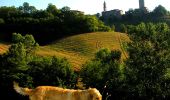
[
  {"x1": 0, "y1": 43, "x2": 10, "y2": 54},
  {"x1": 0, "y1": 32, "x2": 130, "y2": 70},
  {"x1": 36, "y1": 32, "x2": 130, "y2": 70}
]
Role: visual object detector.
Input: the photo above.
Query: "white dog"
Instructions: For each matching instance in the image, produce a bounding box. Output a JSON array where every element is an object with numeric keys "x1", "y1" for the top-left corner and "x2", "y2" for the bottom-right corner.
[{"x1": 13, "y1": 82, "x2": 102, "y2": 100}]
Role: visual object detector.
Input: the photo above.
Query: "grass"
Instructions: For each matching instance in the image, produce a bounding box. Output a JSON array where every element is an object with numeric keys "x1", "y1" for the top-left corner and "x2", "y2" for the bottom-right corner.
[
  {"x1": 0, "y1": 32, "x2": 130, "y2": 70},
  {"x1": 36, "y1": 32, "x2": 130, "y2": 70},
  {"x1": 0, "y1": 42, "x2": 10, "y2": 54}
]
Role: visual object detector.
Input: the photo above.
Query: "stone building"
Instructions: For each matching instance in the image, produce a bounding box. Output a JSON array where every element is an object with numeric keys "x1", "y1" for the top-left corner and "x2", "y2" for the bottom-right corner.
[{"x1": 102, "y1": 1, "x2": 123, "y2": 19}]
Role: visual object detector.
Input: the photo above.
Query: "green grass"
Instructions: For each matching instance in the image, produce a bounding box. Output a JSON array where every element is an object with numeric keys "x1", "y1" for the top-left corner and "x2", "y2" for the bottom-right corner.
[{"x1": 37, "y1": 32, "x2": 130, "y2": 70}]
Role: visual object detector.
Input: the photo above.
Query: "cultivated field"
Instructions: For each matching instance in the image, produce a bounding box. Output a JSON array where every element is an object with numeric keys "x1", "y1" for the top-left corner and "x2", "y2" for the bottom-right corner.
[
  {"x1": 0, "y1": 32, "x2": 130, "y2": 70},
  {"x1": 37, "y1": 32, "x2": 130, "y2": 70}
]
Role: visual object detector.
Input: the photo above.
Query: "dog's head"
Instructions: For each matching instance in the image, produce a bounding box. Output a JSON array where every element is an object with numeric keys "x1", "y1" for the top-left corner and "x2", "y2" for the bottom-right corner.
[{"x1": 88, "y1": 88, "x2": 102, "y2": 100}]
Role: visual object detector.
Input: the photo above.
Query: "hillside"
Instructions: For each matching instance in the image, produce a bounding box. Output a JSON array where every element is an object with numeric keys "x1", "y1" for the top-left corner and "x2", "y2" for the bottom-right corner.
[
  {"x1": 0, "y1": 43, "x2": 10, "y2": 54},
  {"x1": 36, "y1": 32, "x2": 130, "y2": 70},
  {"x1": 0, "y1": 32, "x2": 130, "y2": 70}
]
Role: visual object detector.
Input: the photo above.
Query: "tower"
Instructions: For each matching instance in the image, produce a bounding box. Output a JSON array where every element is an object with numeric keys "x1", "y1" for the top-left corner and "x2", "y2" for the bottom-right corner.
[
  {"x1": 103, "y1": 1, "x2": 106, "y2": 12},
  {"x1": 139, "y1": 0, "x2": 145, "y2": 9}
]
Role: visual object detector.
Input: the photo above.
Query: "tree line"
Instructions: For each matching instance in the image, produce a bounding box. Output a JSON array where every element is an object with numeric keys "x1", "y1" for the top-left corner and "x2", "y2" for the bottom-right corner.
[
  {"x1": 100, "y1": 5, "x2": 170, "y2": 32},
  {"x1": 0, "y1": 2, "x2": 111, "y2": 45}
]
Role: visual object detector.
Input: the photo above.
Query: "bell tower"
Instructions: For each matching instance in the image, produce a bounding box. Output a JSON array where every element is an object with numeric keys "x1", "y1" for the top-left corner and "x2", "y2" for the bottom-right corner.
[
  {"x1": 139, "y1": 0, "x2": 145, "y2": 9},
  {"x1": 103, "y1": 1, "x2": 106, "y2": 12}
]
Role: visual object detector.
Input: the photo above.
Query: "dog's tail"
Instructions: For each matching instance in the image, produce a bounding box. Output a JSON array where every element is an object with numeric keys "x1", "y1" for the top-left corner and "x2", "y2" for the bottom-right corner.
[{"x1": 13, "y1": 81, "x2": 32, "y2": 96}]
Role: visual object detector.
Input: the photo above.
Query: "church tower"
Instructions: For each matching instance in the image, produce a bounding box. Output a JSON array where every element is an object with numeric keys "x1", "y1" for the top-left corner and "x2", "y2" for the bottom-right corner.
[
  {"x1": 139, "y1": 0, "x2": 145, "y2": 9},
  {"x1": 103, "y1": 1, "x2": 106, "y2": 12}
]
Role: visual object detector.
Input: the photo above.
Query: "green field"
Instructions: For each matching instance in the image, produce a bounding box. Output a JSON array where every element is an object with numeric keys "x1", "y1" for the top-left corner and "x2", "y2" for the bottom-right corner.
[{"x1": 0, "y1": 32, "x2": 130, "y2": 70}]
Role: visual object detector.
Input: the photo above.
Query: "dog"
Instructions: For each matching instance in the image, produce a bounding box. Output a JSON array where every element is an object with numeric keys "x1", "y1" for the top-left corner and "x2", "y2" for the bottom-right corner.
[{"x1": 13, "y1": 81, "x2": 102, "y2": 100}]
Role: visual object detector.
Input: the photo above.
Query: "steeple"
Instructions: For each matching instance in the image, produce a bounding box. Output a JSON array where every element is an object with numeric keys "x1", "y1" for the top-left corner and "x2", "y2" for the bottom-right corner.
[
  {"x1": 103, "y1": 1, "x2": 106, "y2": 12},
  {"x1": 139, "y1": 0, "x2": 145, "y2": 9}
]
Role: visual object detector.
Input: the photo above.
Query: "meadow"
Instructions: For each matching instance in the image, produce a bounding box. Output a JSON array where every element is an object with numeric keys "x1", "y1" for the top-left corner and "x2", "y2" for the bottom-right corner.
[{"x1": 0, "y1": 32, "x2": 129, "y2": 70}]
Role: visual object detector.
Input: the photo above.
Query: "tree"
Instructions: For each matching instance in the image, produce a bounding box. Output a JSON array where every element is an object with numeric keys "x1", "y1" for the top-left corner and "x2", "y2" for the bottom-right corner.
[
  {"x1": 120, "y1": 24, "x2": 127, "y2": 33},
  {"x1": 0, "y1": 6, "x2": 19, "y2": 19},
  {"x1": 0, "y1": 18, "x2": 5, "y2": 24},
  {"x1": 61, "y1": 6, "x2": 71, "y2": 12},
  {"x1": 0, "y1": 33, "x2": 38, "y2": 99},
  {"x1": 124, "y1": 22, "x2": 170, "y2": 99},
  {"x1": 80, "y1": 48, "x2": 123, "y2": 100},
  {"x1": 28, "y1": 56, "x2": 78, "y2": 88},
  {"x1": 153, "y1": 5, "x2": 168, "y2": 17},
  {"x1": 18, "y1": 2, "x2": 36, "y2": 13},
  {"x1": 46, "y1": 3, "x2": 60, "y2": 16}
]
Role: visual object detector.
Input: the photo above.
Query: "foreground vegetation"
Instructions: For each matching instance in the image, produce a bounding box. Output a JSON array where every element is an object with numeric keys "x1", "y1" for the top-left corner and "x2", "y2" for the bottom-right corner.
[
  {"x1": 0, "y1": 22, "x2": 170, "y2": 100},
  {"x1": 80, "y1": 22, "x2": 170, "y2": 100},
  {"x1": 0, "y1": 33, "x2": 78, "y2": 99}
]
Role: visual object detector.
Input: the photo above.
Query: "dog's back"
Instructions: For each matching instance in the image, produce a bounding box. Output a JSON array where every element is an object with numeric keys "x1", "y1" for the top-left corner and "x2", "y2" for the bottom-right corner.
[{"x1": 13, "y1": 82, "x2": 102, "y2": 100}]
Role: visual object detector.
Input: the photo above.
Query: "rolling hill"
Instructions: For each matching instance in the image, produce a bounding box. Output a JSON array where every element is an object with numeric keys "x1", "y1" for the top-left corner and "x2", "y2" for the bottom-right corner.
[
  {"x1": 0, "y1": 32, "x2": 130, "y2": 70},
  {"x1": 36, "y1": 32, "x2": 130, "y2": 70}
]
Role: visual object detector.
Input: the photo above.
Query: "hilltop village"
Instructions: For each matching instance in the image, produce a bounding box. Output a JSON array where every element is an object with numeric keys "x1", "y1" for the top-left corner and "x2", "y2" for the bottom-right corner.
[{"x1": 101, "y1": 0, "x2": 148, "y2": 20}]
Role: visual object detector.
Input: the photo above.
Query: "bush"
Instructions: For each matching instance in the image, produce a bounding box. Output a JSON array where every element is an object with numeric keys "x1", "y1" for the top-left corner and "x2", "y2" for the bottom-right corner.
[{"x1": 28, "y1": 56, "x2": 78, "y2": 88}]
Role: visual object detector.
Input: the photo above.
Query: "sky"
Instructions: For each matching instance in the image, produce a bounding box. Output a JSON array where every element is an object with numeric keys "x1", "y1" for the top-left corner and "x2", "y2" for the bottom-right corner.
[{"x1": 0, "y1": 0, "x2": 170, "y2": 14}]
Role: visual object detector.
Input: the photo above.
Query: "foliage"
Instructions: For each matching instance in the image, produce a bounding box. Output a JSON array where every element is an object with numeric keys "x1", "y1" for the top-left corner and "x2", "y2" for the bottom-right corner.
[
  {"x1": 153, "y1": 5, "x2": 168, "y2": 17},
  {"x1": 80, "y1": 23, "x2": 170, "y2": 100},
  {"x1": 28, "y1": 56, "x2": 78, "y2": 88},
  {"x1": 18, "y1": 2, "x2": 36, "y2": 13},
  {"x1": 119, "y1": 24, "x2": 127, "y2": 33},
  {"x1": 124, "y1": 22, "x2": 170, "y2": 99},
  {"x1": 0, "y1": 18, "x2": 5, "y2": 24},
  {"x1": 80, "y1": 48, "x2": 123, "y2": 100},
  {"x1": 0, "y1": 2, "x2": 111, "y2": 44},
  {"x1": 46, "y1": 3, "x2": 60, "y2": 16},
  {"x1": 0, "y1": 33, "x2": 37, "y2": 99},
  {"x1": 0, "y1": 33, "x2": 78, "y2": 99},
  {"x1": 100, "y1": 4, "x2": 170, "y2": 32}
]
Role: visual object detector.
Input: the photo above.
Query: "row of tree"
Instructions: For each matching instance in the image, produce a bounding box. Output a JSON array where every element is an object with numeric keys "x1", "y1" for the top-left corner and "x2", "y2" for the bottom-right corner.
[
  {"x1": 101, "y1": 5, "x2": 170, "y2": 32},
  {"x1": 0, "y1": 2, "x2": 111, "y2": 44}
]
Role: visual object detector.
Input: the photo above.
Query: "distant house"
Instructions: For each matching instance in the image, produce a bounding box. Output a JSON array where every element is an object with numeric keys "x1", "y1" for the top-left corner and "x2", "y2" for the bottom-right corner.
[
  {"x1": 102, "y1": 9, "x2": 123, "y2": 19},
  {"x1": 102, "y1": 1, "x2": 123, "y2": 20},
  {"x1": 102, "y1": 0, "x2": 149, "y2": 20},
  {"x1": 70, "y1": 10, "x2": 84, "y2": 15}
]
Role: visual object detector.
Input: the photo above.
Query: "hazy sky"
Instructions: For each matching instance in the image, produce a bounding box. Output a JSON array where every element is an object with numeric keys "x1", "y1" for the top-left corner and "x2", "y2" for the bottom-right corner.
[{"x1": 0, "y1": 0, "x2": 170, "y2": 14}]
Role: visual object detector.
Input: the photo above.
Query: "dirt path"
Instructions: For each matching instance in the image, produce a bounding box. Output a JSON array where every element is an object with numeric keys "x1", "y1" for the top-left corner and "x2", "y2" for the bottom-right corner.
[{"x1": 117, "y1": 33, "x2": 128, "y2": 59}]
